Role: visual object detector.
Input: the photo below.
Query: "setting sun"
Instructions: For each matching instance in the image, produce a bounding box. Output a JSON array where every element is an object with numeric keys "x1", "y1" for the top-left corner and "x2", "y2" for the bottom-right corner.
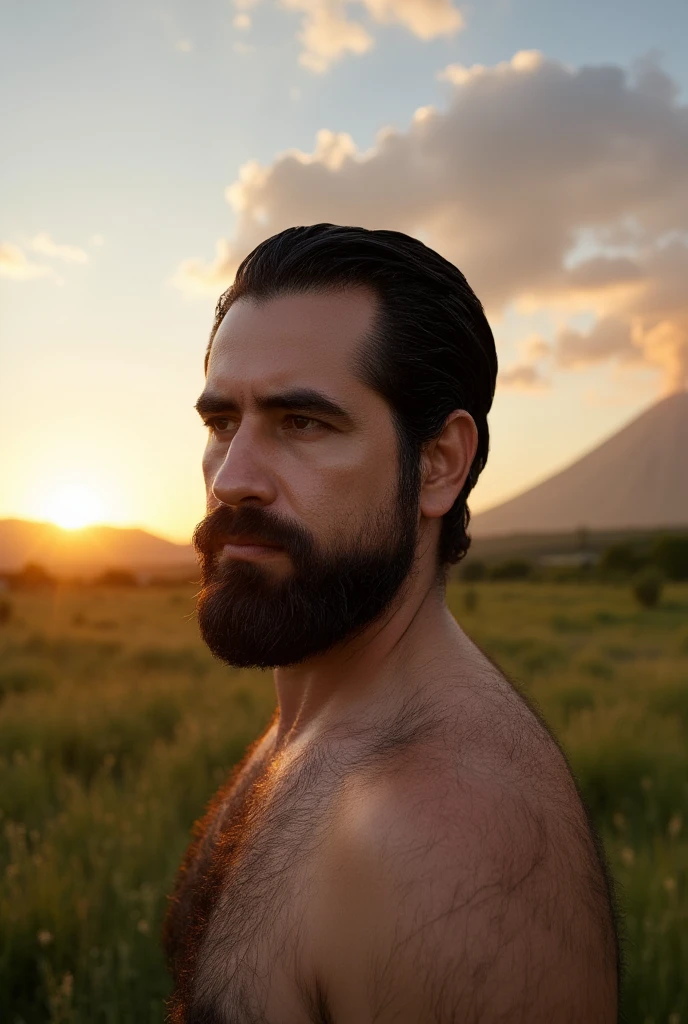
[{"x1": 43, "y1": 485, "x2": 105, "y2": 530}]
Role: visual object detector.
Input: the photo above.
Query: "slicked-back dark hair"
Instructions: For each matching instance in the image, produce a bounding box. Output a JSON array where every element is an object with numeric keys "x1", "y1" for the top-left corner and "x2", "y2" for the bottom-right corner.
[{"x1": 205, "y1": 223, "x2": 497, "y2": 587}]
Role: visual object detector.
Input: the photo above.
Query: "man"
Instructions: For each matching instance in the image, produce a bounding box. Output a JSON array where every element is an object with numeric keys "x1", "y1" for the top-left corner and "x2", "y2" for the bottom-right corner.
[{"x1": 164, "y1": 224, "x2": 621, "y2": 1023}]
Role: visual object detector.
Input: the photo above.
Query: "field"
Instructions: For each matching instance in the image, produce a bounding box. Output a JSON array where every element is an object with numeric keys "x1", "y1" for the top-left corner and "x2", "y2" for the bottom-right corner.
[{"x1": 1, "y1": 581, "x2": 687, "y2": 1023}]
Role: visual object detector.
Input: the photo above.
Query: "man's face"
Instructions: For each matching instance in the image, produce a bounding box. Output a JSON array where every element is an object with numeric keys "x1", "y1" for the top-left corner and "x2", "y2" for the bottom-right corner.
[{"x1": 193, "y1": 287, "x2": 423, "y2": 669}]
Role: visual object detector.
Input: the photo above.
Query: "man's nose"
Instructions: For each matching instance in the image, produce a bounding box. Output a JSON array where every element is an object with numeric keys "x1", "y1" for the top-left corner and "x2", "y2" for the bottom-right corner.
[{"x1": 209, "y1": 428, "x2": 277, "y2": 508}]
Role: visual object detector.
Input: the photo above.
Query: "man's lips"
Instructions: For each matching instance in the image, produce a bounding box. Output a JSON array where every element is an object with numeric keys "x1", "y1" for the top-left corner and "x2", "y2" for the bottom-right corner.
[
  {"x1": 211, "y1": 534, "x2": 286, "y2": 560},
  {"x1": 223, "y1": 534, "x2": 283, "y2": 549}
]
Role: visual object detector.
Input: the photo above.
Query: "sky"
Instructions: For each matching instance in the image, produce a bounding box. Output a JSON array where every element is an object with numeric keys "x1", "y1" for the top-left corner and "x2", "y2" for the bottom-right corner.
[{"x1": 1, "y1": 0, "x2": 687, "y2": 543}]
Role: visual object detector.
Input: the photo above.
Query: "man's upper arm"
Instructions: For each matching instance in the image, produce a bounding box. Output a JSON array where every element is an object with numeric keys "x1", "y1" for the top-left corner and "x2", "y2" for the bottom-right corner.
[{"x1": 309, "y1": 772, "x2": 618, "y2": 1023}]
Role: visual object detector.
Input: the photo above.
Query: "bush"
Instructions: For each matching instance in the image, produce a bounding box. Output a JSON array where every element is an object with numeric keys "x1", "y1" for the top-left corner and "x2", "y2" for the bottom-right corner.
[
  {"x1": 0, "y1": 596, "x2": 12, "y2": 624},
  {"x1": 462, "y1": 559, "x2": 486, "y2": 581},
  {"x1": 12, "y1": 562, "x2": 56, "y2": 589},
  {"x1": 651, "y1": 534, "x2": 688, "y2": 581},
  {"x1": 489, "y1": 559, "x2": 532, "y2": 581},
  {"x1": 598, "y1": 543, "x2": 645, "y2": 577},
  {"x1": 94, "y1": 568, "x2": 138, "y2": 587},
  {"x1": 632, "y1": 566, "x2": 664, "y2": 609},
  {"x1": 463, "y1": 588, "x2": 479, "y2": 612}
]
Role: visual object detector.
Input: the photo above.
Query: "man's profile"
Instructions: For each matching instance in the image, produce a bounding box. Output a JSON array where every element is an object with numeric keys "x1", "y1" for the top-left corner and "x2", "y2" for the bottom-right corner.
[{"x1": 163, "y1": 223, "x2": 621, "y2": 1023}]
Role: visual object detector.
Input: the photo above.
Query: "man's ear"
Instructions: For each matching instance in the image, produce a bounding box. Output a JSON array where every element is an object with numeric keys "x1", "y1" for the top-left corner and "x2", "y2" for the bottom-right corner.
[{"x1": 420, "y1": 410, "x2": 478, "y2": 520}]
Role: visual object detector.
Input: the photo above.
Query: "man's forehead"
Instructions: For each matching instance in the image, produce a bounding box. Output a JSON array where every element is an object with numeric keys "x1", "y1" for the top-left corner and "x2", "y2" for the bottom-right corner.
[{"x1": 208, "y1": 288, "x2": 377, "y2": 382}]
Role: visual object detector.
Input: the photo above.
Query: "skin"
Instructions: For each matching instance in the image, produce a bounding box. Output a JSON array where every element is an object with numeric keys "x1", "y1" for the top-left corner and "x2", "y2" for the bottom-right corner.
[{"x1": 165, "y1": 286, "x2": 620, "y2": 1023}]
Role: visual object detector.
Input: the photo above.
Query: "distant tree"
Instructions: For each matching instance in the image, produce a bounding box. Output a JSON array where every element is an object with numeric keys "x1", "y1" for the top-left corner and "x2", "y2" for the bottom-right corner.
[
  {"x1": 94, "y1": 568, "x2": 138, "y2": 587},
  {"x1": 632, "y1": 566, "x2": 664, "y2": 609},
  {"x1": 651, "y1": 534, "x2": 688, "y2": 582},
  {"x1": 598, "y1": 543, "x2": 645, "y2": 577},
  {"x1": 0, "y1": 597, "x2": 12, "y2": 624},
  {"x1": 489, "y1": 559, "x2": 532, "y2": 581},
  {"x1": 462, "y1": 559, "x2": 487, "y2": 581},
  {"x1": 14, "y1": 563, "x2": 56, "y2": 589}
]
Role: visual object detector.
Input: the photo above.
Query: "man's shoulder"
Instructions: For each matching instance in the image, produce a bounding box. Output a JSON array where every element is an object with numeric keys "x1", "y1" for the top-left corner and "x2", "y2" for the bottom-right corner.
[{"x1": 303, "y1": 721, "x2": 618, "y2": 1022}]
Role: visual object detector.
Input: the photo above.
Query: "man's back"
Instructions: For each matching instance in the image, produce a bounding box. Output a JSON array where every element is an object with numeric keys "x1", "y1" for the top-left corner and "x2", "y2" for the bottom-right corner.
[{"x1": 164, "y1": 648, "x2": 619, "y2": 1023}]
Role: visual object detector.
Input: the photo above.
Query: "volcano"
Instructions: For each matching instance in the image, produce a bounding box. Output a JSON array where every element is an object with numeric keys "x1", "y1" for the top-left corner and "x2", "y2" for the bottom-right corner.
[{"x1": 471, "y1": 391, "x2": 688, "y2": 537}]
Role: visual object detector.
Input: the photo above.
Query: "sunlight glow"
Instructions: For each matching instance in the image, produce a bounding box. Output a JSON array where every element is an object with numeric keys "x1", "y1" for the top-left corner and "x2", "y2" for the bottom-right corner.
[{"x1": 43, "y1": 486, "x2": 105, "y2": 530}]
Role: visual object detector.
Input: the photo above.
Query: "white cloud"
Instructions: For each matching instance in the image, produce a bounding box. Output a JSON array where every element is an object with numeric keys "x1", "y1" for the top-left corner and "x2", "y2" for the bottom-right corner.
[
  {"x1": 0, "y1": 242, "x2": 58, "y2": 282},
  {"x1": 174, "y1": 50, "x2": 688, "y2": 391},
  {"x1": 30, "y1": 232, "x2": 89, "y2": 265},
  {"x1": 233, "y1": 13, "x2": 252, "y2": 29},
  {"x1": 234, "y1": 0, "x2": 464, "y2": 72}
]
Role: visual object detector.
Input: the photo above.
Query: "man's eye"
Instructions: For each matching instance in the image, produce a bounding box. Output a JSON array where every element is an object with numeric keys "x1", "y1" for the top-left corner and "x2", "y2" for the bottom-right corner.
[
  {"x1": 204, "y1": 417, "x2": 232, "y2": 433},
  {"x1": 204, "y1": 416, "x2": 325, "y2": 435}
]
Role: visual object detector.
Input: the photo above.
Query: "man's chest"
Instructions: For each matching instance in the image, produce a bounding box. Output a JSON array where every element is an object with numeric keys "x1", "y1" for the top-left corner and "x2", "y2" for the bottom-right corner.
[{"x1": 167, "y1": 743, "x2": 341, "y2": 1023}]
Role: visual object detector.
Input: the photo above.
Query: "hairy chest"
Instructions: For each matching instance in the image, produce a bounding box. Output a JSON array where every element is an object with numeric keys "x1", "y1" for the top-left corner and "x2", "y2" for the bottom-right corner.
[{"x1": 166, "y1": 745, "x2": 339, "y2": 1024}]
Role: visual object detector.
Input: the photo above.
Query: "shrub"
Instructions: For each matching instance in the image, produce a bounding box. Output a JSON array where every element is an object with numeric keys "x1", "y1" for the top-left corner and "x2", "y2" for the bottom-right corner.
[
  {"x1": 94, "y1": 568, "x2": 138, "y2": 587},
  {"x1": 489, "y1": 558, "x2": 532, "y2": 581},
  {"x1": 632, "y1": 566, "x2": 664, "y2": 609},
  {"x1": 598, "y1": 543, "x2": 645, "y2": 577},
  {"x1": 651, "y1": 534, "x2": 688, "y2": 581},
  {"x1": 13, "y1": 562, "x2": 56, "y2": 589},
  {"x1": 462, "y1": 560, "x2": 486, "y2": 581},
  {"x1": 463, "y1": 588, "x2": 479, "y2": 612},
  {"x1": 0, "y1": 596, "x2": 12, "y2": 624}
]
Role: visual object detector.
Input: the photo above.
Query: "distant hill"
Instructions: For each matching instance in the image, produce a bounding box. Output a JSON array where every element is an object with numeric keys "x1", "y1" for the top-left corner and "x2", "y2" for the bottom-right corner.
[
  {"x1": 0, "y1": 519, "x2": 196, "y2": 575},
  {"x1": 472, "y1": 391, "x2": 688, "y2": 537}
]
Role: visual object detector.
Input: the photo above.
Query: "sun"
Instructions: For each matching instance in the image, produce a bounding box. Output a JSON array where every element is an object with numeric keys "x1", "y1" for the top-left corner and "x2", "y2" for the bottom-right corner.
[{"x1": 44, "y1": 485, "x2": 105, "y2": 530}]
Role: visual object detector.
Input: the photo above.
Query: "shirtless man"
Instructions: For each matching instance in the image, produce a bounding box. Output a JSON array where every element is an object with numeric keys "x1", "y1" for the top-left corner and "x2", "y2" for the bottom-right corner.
[{"x1": 164, "y1": 223, "x2": 621, "y2": 1023}]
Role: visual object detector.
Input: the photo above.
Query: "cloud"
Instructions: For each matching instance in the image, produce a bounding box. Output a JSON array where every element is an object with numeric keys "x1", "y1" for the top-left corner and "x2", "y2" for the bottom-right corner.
[
  {"x1": 234, "y1": 0, "x2": 464, "y2": 72},
  {"x1": 30, "y1": 232, "x2": 89, "y2": 264},
  {"x1": 174, "y1": 50, "x2": 688, "y2": 391},
  {"x1": 233, "y1": 13, "x2": 252, "y2": 29},
  {"x1": 498, "y1": 363, "x2": 550, "y2": 391},
  {"x1": 0, "y1": 242, "x2": 57, "y2": 282},
  {"x1": 171, "y1": 239, "x2": 235, "y2": 296}
]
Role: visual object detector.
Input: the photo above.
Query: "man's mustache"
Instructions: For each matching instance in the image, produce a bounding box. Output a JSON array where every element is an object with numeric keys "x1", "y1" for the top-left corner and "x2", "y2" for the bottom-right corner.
[{"x1": 192, "y1": 504, "x2": 295, "y2": 559}]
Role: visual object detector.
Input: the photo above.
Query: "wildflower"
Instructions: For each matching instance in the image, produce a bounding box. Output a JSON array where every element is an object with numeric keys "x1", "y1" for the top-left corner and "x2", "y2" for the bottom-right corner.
[
  {"x1": 663, "y1": 877, "x2": 676, "y2": 894},
  {"x1": 667, "y1": 814, "x2": 682, "y2": 838},
  {"x1": 137, "y1": 919, "x2": 150, "y2": 934},
  {"x1": 37, "y1": 930, "x2": 53, "y2": 946},
  {"x1": 612, "y1": 812, "x2": 626, "y2": 832},
  {"x1": 620, "y1": 847, "x2": 635, "y2": 867},
  {"x1": 640, "y1": 776, "x2": 653, "y2": 792}
]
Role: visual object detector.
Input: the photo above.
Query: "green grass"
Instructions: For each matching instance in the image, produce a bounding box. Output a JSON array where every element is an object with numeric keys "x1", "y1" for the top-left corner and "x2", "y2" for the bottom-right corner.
[{"x1": 1, "y1": 582, "x2": 687, "y2": 1022}]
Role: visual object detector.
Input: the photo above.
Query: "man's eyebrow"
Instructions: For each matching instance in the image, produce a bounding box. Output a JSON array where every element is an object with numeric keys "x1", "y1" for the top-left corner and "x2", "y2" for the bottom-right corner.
[{"x1": 194, "y1": 387, "x2": 356, "y2": 426}]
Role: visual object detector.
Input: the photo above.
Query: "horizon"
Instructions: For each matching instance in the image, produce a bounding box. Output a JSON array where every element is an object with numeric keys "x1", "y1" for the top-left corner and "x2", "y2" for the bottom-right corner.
[
  {"x1": 3, "y1": 387, "x2": 687, "y2": 545},
  {"x1": 2, "y1": 0, "x2": 687, "y2": 543}
]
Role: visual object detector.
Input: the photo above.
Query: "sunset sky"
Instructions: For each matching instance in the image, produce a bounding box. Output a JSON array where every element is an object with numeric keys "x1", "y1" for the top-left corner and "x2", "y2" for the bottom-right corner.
[{"x1": 2, "y1": 0, "x2": 687, "y2": 543}]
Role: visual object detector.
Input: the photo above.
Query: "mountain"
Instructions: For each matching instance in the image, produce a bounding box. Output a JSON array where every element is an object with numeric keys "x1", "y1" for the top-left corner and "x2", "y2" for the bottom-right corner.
[
  {"x1": 0, "y1": 519, "x2": 196, "y2": 575},
  {"x1": 471, "y1": 391, "x2": 688, "y2": 537}
]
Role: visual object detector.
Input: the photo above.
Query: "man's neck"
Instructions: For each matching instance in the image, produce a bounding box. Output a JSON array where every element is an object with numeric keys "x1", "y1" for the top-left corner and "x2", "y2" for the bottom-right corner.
[{"x1": 271, "y1": 578, "x2": 464, "y2": 752}]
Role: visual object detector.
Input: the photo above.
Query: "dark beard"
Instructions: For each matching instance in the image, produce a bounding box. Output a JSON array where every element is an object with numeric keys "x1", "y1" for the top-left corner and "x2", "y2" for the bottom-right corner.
[{"x1": 192, "y1": 461, "x2": 421, "y2": 669}]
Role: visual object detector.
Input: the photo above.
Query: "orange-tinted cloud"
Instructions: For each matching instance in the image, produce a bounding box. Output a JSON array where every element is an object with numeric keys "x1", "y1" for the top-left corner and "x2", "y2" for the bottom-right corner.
[
  {"x1": 30, "y1": 232, "x2": 89, "y2": 264},
  {"x1": 234, "y1": 0, "x2": 464, "y2": 73},
  {"x1": 0, "y1": 242, "x2": 57, "y2": 282},
  {"x1": 174, "y1": 51, "x2": 688, "y2": 390}
]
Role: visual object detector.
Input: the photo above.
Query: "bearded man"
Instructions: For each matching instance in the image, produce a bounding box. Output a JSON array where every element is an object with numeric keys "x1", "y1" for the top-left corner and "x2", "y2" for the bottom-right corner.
[{"x1": 163, "y1": 223, "x2": 621, "y2": 1023}]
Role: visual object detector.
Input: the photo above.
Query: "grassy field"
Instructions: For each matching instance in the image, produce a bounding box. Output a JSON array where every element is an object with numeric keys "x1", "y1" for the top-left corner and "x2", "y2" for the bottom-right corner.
[{"x1": 1, "y1": 580, "x2": 687, "y2": 1023}]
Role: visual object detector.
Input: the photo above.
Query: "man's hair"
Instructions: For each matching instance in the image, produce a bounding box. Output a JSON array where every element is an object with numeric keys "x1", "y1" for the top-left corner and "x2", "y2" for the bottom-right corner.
[{"x1": 206, "y1": 223, "x2": 498, "y2": 584}]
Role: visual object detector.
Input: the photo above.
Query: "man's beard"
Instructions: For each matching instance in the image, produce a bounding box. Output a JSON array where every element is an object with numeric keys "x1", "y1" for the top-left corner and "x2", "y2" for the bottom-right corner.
[{"x1": 192, "y1": 456, "x2": 422, "y2": 669}]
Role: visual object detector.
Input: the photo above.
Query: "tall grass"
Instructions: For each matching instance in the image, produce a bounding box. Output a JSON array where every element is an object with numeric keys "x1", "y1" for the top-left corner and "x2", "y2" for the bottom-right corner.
[{"x1": 1, "y1": 582, "x2": 686, "y2": 1022}]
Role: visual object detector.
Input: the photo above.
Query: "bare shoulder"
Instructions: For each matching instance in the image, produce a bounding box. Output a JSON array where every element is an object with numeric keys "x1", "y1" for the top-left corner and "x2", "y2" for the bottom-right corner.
[{"x1": 304, "y1": 712, "x2": 619, "y2": 1023}]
